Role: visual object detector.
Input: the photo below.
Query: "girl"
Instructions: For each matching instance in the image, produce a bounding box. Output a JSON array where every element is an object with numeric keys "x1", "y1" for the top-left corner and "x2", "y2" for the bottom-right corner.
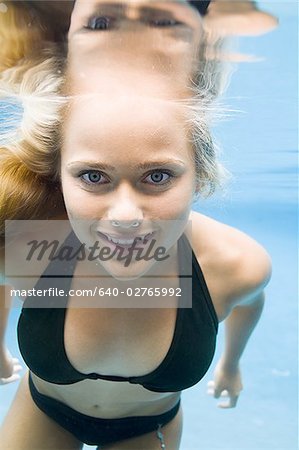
[{"x1": 0, "y1": 1, "x2": 271, "y2": 448}]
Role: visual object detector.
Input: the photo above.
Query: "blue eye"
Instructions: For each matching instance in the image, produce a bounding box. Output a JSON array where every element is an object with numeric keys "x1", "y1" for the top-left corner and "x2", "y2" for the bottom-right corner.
[
  {"x1": 86, "y1": 16, "x2": 115, "y2": 30},
  {"x1": 144, "y1": 171, "x2": 172, "y2": 185},
  {"x1": 149, "y1": 18, "x2": 182, "y2": 27},
  {"x1": 80, "y1": 171, "x2": 106, "y2": 184}
]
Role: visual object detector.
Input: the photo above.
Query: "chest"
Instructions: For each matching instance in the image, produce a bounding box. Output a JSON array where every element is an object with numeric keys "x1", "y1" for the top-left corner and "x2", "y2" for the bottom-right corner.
[{"x1": 64, "y1": 306, "x2": 178, "y2": 377}]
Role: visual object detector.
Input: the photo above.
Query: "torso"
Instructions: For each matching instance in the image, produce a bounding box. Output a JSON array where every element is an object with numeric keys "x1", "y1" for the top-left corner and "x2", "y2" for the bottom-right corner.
[
  {"x1": 32, "y1": 305, "x2": 181, "y2": 418},
  {"x1": 4, "y1": 211, "x2": 267, "y2": 418}
]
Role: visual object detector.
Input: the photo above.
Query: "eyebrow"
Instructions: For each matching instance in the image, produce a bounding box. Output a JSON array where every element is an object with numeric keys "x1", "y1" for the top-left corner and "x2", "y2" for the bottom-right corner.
[
  {"x1": 67, "y1": 161, "x2": 116, "y2": 171},
  {"x1": 67, "y1": 159, "x2": 185, "y2": 170},
  {"x1": 135, "y1": 160, "x2": 186, "y2": 170}
]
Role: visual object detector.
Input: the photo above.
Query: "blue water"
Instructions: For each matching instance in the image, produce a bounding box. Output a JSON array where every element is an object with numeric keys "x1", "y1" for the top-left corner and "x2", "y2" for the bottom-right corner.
[
  {"x1": 182, "y1": 3, "x2": 298, "y2": 448},
  {"x1": 1, "y1": 2, "x2": 297, "y2": 449}
]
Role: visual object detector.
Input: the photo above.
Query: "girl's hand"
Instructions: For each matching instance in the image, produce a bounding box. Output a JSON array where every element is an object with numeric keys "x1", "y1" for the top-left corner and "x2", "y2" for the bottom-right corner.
[
  {"x1": 207, "y1": 358, "x2": 243, "y2": 408},
  {"x1": 0, "y1": 347, "x2": 22, "y2": 385}
]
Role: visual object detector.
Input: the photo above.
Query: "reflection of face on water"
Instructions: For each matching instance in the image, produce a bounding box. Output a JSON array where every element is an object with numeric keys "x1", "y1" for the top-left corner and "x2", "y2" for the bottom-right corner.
[
  {"x1": 60, "y1": 95, "x2": 196, "y2": 280},
  {"x1": 67, "y1": 0, "x2": 203, "y2": 99}
]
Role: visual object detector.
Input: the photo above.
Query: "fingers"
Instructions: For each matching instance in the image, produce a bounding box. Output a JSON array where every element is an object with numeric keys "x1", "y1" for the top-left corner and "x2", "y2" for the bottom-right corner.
[
  {"x1": 12, "y1": 358, "x2": 22, "y2": 368},
  {"x1": 0, "y1": 359, "x2": 23, "y2": 385},
  {"x1": 0, "y1": 373, "x2": 20, "y2": 385},
  {"x1": 218, "y1": 392, "x2": 239, "y2": 409},
  {"x1": 207, "y1": 380, "x2": 240, "y2": 409}
]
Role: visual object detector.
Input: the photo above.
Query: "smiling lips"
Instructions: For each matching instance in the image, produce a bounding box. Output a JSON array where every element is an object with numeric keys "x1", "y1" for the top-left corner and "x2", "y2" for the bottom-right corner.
[{"x1": 97, "y1": 231, "x2": 156, "y2": 247}]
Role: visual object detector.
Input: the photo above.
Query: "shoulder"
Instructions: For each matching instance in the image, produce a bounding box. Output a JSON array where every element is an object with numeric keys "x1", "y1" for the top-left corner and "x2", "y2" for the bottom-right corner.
[{"x1": 189, "y1": 211, "x2": 272, "y2": 314}]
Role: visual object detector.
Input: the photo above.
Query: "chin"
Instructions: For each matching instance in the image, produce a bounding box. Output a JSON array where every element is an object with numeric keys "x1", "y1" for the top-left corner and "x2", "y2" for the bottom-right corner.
[{"x1": 100, "y1": 259, "x2": 155, "y2": 281}]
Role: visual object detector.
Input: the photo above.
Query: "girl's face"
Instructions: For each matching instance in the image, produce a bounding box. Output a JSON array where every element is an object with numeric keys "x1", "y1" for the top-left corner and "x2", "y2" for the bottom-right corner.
[
  {"x1": 60, "y1": 95, "x2": 196, "y2": 279},
  {"x1": 61, "y1": 0, "x2": 201, "y2": 279}
]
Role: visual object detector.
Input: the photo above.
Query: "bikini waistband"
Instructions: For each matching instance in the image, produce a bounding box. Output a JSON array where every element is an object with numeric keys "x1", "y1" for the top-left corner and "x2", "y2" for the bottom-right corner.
[{"x1": 28, "y1": 372, "x2": 181, "y2": 424}]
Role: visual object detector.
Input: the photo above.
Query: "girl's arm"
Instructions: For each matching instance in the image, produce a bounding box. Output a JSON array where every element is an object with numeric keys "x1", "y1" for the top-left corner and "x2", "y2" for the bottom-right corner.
[
  {"x1": 208, "y1": 243, "x2": 271, "y2": 408},
  {"x1": 0, "y1": 250, "x2": 22, "y2": 385},
  {"x1": 209, "y1": 292, "x2": 265, "y2": 408}
]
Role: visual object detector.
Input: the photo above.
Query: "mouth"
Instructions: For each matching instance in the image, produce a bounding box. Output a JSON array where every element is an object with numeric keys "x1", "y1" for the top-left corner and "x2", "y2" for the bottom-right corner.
[{"x1": 96, "y1": 231, "x2": 156, "y2": 247}]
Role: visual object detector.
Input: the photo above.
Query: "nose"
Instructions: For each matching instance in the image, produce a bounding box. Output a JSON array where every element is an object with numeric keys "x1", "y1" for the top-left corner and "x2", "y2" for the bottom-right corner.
[
  {"x1": 125, "y1": 4, "x2": 140, "y2": 21},
  {"x1": 107, "y1": 184, "x2": 144, "y2": 229}
]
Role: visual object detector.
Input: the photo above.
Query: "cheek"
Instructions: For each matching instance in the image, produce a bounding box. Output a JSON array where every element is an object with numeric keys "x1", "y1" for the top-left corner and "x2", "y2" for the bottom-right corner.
[
  {"x1": 64, "y1": 194, "x2": 103, "y2": 220},
  {"x1": 60, "y1": 175, "x2": 96, "y2": 219},
  {"x1": 165, "y1": 197, "x2": 192, "y2": 219},
  {"x1": 153, "y1": 182, "x2": 194, "y2": 220}
]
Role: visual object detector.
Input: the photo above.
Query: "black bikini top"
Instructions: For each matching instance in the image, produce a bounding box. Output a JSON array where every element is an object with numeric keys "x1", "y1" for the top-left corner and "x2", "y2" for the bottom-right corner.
[{"x1": 17, "y1": 233, "x2": 218, "y2": 393}]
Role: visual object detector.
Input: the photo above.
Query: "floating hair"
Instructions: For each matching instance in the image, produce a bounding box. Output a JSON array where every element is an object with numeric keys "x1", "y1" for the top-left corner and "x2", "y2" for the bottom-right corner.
[
  {"x1": 0, "y1": 150, "x2": 64, "y2": 240},
  {"x1": 0, "y1": 50, "x2": 66, "y2": 176},
  {"x1": 0, "y1": 1, "x2": 54, "y2": 72},
  {"x1": 0, "y1": 51, "x2": 66, "y2": 239}
]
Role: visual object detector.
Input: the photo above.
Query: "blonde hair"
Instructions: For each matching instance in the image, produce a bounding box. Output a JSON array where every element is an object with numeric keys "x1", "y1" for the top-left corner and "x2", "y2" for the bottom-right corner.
[
  {"x1": 0, "y1": 151, "x2": 63, "y2": 233},
  {"x1": 0, "y1": 52, "x2": 66, "y2": 173},
  {"x1": 0, "y1": 0, "x2": 70, "y2": 72},
  {"x1": 0, "y1": 1, "x2": 56, "y2": 72},
  {"x1": 0, "y1": 52, "x2": 66, "y2": 239}
]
